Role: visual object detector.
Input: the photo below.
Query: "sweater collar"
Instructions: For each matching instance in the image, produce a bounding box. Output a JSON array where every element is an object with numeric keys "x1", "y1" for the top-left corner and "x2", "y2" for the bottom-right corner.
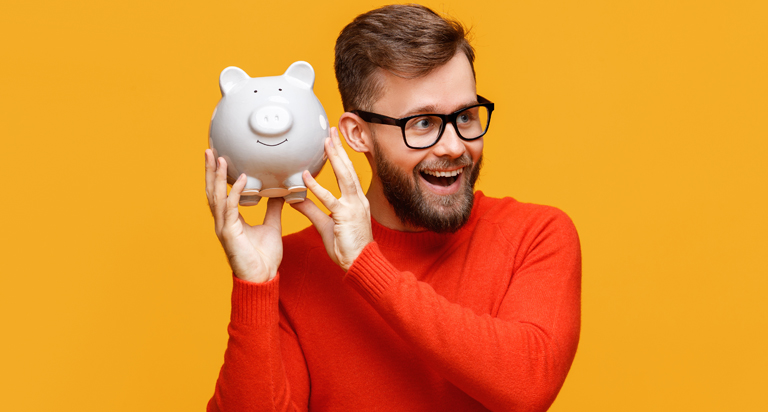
[{"x1": 370, "y1": 191, "x2": 486, "y2": 252}]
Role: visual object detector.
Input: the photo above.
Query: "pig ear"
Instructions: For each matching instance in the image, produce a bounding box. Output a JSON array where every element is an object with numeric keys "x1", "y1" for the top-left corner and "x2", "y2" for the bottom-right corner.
[
  {"x1": 219, "y1": 66, "x2": 250, "y2": 95},
  {"x1": 284, "y1": 61, "x2": 315, "y2": 89}
]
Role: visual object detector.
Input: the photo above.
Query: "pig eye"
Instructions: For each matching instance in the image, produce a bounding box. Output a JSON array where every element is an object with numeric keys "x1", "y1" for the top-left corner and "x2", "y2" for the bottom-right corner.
[
  {"x1": 253, "y1": 90, "x2": 258, "y2": 93},
  {"x1": 279, "y1": 88, "x2": 283, "y2": 91}
]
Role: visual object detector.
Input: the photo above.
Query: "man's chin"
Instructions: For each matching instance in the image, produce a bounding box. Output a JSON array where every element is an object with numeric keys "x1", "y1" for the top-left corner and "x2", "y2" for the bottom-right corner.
[
  {"x1": 373, "y1": 137, "x2": 482, "y2": 233},
  {"x1": 396, "y1": 165, "x2": 479, "y2": 233}
]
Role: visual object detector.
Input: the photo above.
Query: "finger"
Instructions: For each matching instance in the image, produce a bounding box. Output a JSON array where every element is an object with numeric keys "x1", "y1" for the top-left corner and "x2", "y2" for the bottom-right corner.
[
  {"x1": 302, "y1": 169, "x2": 340, "y2": 212},
  {"x1": 224, "y1": 173, "x2": 247, "y2": 223},
  {"x1": 262, "y1": 197, "x2": 285, "y2": 232},
  {"x1": 325, "y1": 136, "x2": 359, "y2": 198},
  {"x1": 290, "y1": 197, "x2": 336, "y2": 246},
  {"x1": 331, "y1": 127, "x2": 355, "y2": 170},
  {"x1": 333, "y1": 129, "x2": 365, "y2": 196},
  {"x1": 291, "y1": 197, "x2": 331, "y2": 226},
  {"x1": 213, "y1": 157, "x2": 229, "y2": 225},
  {"x1": 204, "y1": 149, "x2": 217, "y2": 210}
]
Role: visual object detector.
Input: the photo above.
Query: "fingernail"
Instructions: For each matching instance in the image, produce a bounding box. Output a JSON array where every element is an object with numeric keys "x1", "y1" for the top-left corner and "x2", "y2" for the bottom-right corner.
[{"x1": 327, "y1": 137, "x2": 333, "y2": 147}]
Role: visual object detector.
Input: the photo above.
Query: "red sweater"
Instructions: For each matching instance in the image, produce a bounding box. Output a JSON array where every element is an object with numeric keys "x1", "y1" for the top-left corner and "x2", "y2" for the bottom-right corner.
[{"x1": 208, "y1": 192, "x2": 581, "y2": 411}]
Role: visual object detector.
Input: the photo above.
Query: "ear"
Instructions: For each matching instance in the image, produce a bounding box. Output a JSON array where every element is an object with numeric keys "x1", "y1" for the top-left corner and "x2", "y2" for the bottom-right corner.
[
  {"x1": 338, "y1": 112, "x2": 371, "y2": 154},
  {"x1": 219, "y1": 66, "x2": 250, "y2": 95},
  {"x1": 284, "y1": 61, "x2": 315, "y2": 89}
]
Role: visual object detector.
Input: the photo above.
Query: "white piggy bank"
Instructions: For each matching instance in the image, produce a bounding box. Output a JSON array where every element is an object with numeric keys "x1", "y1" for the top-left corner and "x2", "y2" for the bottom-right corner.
[{"x1": 209, "y1": 61, "x2": 329, "y2": 206}]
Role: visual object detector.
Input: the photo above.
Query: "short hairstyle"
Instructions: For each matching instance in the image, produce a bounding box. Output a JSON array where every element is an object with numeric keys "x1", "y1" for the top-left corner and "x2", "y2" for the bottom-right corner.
[{"x1": 335, "y1": 4, "x2": 475, "y2": 112}]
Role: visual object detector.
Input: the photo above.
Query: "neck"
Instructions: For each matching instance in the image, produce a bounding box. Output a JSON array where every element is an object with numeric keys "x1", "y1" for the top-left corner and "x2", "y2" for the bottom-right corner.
[{"x1": 366, "y1": 177, "x2": 426, "y2": 232}]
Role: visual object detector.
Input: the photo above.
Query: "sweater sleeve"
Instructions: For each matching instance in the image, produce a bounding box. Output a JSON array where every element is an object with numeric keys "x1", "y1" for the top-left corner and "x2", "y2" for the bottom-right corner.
[
  {"x1": 207, "y1": 274, "x2": 310, "y2": 412},
  {"x1": 344, "y1": 211, "x2": 581, "y2": 412}
]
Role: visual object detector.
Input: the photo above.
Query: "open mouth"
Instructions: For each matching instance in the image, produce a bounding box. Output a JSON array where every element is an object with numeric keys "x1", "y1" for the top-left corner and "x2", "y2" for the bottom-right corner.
[
  {"x1": 419, "y1": 168, "x2": 464, "y2": 187},
  {"x1": 257, "y1": 139, "x2": 288, "y2": 147}
]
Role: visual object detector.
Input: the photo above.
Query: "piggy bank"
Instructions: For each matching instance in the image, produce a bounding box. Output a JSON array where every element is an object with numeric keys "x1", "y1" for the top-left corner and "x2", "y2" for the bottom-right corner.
[{"x1": 209, "y1": 61, "x2": 329, "y2": 206}]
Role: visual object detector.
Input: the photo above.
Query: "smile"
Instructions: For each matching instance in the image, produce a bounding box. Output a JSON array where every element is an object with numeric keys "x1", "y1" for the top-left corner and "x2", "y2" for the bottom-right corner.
[
  {"x1": 419, "y1": 167, "x2": 465, "y2": 188},
  {"x1": 257, "y1": 139, "x2": 288, "y2": 147}
]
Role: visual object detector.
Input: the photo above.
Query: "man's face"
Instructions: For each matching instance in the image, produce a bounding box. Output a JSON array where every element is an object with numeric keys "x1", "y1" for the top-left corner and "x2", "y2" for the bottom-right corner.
[{"x1": 368, "y1": 53, "x2": 484, "y2": 232}]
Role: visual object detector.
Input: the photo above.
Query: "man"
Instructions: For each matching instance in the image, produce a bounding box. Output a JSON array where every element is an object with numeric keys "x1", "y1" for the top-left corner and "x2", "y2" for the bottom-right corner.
[{"x1": 205, "y1": 4, "x2": 580, "y2": 411}]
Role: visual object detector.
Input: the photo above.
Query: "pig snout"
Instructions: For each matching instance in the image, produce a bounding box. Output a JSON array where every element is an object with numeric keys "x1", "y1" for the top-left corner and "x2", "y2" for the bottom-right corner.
[{"x1": 250, "y1": 106, "x2": 293, "y2": 136}]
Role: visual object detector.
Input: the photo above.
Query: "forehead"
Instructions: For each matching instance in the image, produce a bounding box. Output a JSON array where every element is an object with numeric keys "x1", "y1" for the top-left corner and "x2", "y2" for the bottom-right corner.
[{"x1": 373, "y1": 53, "x2": 478, "y2": 117}]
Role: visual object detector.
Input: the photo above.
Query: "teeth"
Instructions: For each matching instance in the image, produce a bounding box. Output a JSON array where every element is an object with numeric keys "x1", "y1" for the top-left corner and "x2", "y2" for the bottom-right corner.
[{"x1": 423, "y1": 168, "x2": 464, "y2": 178}]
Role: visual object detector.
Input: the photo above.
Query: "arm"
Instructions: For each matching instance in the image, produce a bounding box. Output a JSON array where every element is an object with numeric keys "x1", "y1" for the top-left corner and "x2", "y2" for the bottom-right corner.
[
  {"x1": 345, "y1": 213, "x2": 581, "y2": 411},
  {"x1": 207, "y1": 276, "x2": 310, "y2": 412},
  {"x1": 292, "y1": 132, "x2": 580, "y2": 411},
  {"x1": 204, "y1": 150, "x2": 309, "y2": 411}
]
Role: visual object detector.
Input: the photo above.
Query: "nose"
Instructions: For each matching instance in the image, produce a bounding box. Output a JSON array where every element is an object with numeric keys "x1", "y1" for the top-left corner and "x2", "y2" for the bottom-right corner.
[
  {"x1": 250, "y1": 106, "x2": 293, "y2": 136},
  {"x1": 431, "y1": 122, "x2": 466, "y2": 159}
]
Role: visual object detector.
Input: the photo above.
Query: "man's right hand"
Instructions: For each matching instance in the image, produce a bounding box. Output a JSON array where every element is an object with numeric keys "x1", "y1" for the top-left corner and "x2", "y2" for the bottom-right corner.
[{"x1": 205, "y1": 149, "x2": 284, "y2": 283}]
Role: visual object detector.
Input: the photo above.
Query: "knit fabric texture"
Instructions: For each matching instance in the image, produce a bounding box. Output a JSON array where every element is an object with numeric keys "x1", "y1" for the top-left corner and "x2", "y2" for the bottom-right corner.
[{"x1": 208, "y1": 192, "x2": 581, "y2": 412}]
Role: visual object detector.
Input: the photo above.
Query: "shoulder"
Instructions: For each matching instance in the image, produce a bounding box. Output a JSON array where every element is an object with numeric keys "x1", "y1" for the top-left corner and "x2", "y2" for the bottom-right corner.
[
  {"x1": 472, "y1": 191, "x2": 579, "y2": 248},
  {"x1": 471, "y1": 193, "x2": 581, "y2": 281}
]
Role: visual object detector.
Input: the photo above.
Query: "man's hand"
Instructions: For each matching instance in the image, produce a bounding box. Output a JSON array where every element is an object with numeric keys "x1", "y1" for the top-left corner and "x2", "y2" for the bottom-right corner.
[
  {"x1": 291, "y1": 127, "x2": 373, "y2": 271},
  {"x1": 205, "y1": 149, "x2": 284, "y2": 283}
]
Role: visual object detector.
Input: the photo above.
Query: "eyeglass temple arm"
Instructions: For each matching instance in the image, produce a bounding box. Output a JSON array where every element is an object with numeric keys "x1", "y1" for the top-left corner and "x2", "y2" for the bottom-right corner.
[{"x1": 350, "y1": 110, "x2": 400, "y2": 126}]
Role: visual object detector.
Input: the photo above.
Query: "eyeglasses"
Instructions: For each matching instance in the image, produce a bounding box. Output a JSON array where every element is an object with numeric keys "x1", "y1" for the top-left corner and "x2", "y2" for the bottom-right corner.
[{"x1": 350, "y1": 95, "x2": 495, "y2": 149}]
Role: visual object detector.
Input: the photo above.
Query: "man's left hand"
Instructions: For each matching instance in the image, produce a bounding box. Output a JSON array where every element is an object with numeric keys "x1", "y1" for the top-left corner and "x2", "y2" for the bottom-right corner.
[{"x1": 291, "y1": 127, "x2": 373, "y2": 272}]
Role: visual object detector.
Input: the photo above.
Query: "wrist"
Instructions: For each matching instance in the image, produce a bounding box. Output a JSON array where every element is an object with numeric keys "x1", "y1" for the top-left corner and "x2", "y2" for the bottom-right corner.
[
  {"x1": 232, "y1": 262, "x2": 277, "y2": 284},
  {"x1": 341, "y1": 240, "x2": 373, "y2": 272},
  {"x1": 235, "y1": 270, "x2": 276, "y2": 284}
]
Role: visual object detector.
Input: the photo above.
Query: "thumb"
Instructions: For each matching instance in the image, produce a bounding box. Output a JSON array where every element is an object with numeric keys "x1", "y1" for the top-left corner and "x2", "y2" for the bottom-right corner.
[
  {"x1": 262, "y1": 197, "x2": 285, "y2": 231},
  {"x1": 291, "y1": 198, "x2": 337, "y2": 253}
]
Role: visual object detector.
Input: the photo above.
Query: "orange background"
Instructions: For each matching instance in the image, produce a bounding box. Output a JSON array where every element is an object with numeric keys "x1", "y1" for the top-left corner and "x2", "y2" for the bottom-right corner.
[{"x1": 1, "y1": 0, "x2": 766, "y2": 410}]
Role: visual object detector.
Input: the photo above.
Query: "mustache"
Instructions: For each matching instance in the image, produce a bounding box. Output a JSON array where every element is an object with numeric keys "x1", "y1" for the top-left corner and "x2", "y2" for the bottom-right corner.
[{"x1": 416, "y1": 153, "x2": 474, "y2": 172}]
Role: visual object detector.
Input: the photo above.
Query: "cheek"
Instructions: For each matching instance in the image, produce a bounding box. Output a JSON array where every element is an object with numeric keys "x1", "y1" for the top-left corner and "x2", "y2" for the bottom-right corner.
[
  {"x1": 373, "y1": 136, "x2": 425, "y2": 174},
  {"x1": 384, "y1": 146, "x2": 426, "y2": 172},
  {"x1": 403, "y1": 153, "x2": 427, "y2": 174},
  {"x1": 466, "y1": 139, "x2": 484, "y2": 162}
]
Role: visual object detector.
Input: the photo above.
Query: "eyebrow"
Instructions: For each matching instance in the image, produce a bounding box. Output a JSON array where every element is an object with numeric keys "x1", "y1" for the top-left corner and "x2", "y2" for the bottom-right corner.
[{"x1": 400, "y1": 98, "x2": 480, "y2": 118}]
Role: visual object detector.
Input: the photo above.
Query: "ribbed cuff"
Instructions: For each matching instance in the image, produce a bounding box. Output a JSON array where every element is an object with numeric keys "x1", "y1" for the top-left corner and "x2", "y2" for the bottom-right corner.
[
  {"x1": 344, "y1": 242, "x2": 399, "y2": 305},
  {"x1": 230, "y1": 273, "x2": 279, "y2": 326}
]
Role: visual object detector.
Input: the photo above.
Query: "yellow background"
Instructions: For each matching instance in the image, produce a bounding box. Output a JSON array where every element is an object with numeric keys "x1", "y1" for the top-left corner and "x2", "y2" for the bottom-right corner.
[{"x1": 1, "y1": 0, "x2": 766, "y2": 410}]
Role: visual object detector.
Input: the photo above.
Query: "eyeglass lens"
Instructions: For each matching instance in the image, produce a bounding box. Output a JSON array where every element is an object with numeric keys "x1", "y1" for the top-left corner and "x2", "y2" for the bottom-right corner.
[{"x1": 403, "y1": 106, "x2": 490, "y2": 148}]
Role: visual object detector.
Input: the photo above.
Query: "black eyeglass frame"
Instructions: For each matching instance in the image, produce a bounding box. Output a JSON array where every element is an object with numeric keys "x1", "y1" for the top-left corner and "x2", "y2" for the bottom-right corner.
[{"x1": 350, "y1": 95, "x2": 495, "y2": 149}]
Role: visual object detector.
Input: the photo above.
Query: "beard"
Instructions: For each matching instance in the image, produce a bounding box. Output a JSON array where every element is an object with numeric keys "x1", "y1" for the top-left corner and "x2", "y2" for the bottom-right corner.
[{"x1": 373, "y1": 138, "x2": 482, "y2": 233}]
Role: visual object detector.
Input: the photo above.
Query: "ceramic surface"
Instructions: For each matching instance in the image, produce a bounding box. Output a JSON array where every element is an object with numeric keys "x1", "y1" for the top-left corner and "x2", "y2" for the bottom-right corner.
[{"x1": 209, "y1": 61, "x2": 329, "y2": 205}]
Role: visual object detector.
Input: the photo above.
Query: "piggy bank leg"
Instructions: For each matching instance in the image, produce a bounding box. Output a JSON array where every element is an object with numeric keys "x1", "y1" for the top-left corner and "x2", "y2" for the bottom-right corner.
[
  {"x1": 283, "y1": 173, "x2": 307, "y2": 203},
  {"x1": 239, "y1": 194, "x2": 262, "y2": 206},
  {"x1": 284, "y1": 172, "x2": 307, "y2": 193},
  {"x1": 243, "y1": 176, "x2": 263, "y2": 195},
  {"x1": 238, "y1": 176, "x2": 262, "y2": 206},
  {"x1": 283, "y1": 190, "x2": 307, "y2": 204}
]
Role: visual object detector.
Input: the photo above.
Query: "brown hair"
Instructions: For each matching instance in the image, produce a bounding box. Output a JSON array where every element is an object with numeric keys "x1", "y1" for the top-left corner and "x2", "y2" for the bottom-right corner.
[{"x1": 335, "y1": 4, "x2": 475, "y2": 112}]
